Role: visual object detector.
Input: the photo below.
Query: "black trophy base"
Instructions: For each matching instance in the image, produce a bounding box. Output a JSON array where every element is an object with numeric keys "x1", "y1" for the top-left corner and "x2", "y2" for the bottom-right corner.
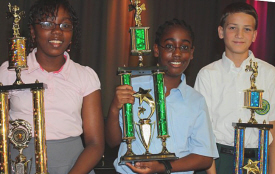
[{"x1": 119, "y1": 153, "x2": 178, "y2": 165}]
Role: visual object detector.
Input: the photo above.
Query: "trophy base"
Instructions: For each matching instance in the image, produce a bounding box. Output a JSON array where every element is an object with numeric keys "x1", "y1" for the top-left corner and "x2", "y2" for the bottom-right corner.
[{"x1": 119, "y1": 153, "x2": 178, "y2": 164}]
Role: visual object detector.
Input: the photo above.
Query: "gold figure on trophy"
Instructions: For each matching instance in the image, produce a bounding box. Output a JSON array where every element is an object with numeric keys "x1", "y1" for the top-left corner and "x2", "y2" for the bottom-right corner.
[
  {"x1": 245, "y1": 59, "x2": 258, "y2": 90},
  {"x1": 7, "y1": 3, "x2": 25, "y2": 38},
  {"x1": 129, "y1": 0, "x2": 146, "y2": 27}
]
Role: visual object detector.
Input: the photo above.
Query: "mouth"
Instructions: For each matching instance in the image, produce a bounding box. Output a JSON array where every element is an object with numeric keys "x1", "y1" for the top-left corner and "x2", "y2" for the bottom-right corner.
[
  {"x1": 170, "y1": 61, "x2": 182, "y2": 67},
  {"x1": 49, "y1": 40, "x2": 63, "y2": 47}
]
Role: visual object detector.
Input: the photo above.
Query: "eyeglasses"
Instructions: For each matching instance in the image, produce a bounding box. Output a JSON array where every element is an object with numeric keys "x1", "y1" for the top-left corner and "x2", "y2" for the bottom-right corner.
[
  {"x1": 34, "y1": 21, "x2": 73, "y2": 31},
  {"x1": 158, "y1": 44, "x2": 191, "y2": 53}
]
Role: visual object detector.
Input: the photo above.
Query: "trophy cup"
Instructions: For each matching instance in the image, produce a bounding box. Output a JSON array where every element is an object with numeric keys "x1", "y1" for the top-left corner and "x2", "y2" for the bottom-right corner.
[
  {"x1": 119, "y1": 0, "x2": 178, "y2": 164},
  {"x1": 0, "y1": 3, "x2": 48, "y2": 174},
  {"x1": 232, "y1": 59, "x2": 273, "y2": 174}
]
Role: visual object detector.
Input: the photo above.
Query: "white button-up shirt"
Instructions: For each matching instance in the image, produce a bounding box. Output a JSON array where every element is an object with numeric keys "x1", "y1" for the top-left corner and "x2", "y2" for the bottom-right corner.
[{"x1": 194, "y1": 51, "x2": 275, "y2": 148}]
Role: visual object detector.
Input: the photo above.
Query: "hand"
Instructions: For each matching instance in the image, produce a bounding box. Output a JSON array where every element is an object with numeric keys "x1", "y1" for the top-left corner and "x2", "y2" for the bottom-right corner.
[
  {"x1": 112, "y1": 85, "x2": 135, "y2": 110},
  {"x1": 126, "y1": 161, "x2": 165, "y2": 174}
]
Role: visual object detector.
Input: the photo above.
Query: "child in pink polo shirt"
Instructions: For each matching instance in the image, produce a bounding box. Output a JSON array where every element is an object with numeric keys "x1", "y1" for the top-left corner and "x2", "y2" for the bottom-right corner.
[{"x1": 0, "y1": 0, "x2": 104, "y2": 173}]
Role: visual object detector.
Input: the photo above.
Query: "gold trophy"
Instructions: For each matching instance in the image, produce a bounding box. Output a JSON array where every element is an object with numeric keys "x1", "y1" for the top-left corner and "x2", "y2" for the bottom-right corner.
[
  {"x1": 119, "y1": 0, "x2": 177, "y2": 164},
  {"x1": 232, "y1": 59, "x2": 273, "y2": 174},
  {"x1": 0, "y1": 3, "x2": 48, "y2": 174}
]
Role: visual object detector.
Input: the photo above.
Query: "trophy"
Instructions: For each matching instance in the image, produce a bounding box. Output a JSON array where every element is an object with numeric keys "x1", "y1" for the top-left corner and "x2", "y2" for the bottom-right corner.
[
  {"x1": 0, "y1": 3, "x2": 48, "y2": 174},
  {"x1": 232, "y1": 59, "x2": 273, "y2": 174},
  {"x1": 119, "y1": 0, "x2": 178, "y2": 164}
]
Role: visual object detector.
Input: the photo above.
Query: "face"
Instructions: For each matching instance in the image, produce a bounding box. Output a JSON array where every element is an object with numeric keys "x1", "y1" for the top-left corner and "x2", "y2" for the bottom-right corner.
[
  {"x1": 31, "y1": 5, "x2": 73, "y2": 59},
  {"x1": 218, "y1": 12, "x2": 257, "y2": 58},
  {"x1": 154, "y1": 26, "x2": 194, "y2": 78}
]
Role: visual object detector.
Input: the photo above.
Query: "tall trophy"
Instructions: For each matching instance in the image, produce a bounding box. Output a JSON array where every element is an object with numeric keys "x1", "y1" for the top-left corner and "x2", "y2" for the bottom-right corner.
[
  {"x1": 232, "y1": 59, "x2": 273, "y2": 174},
  {"x1": 0, "y1": 3, "x2": 48, "y2": 174},
  {"x1": 118, "y1": 0, "x2": 178, "y2": 164}
]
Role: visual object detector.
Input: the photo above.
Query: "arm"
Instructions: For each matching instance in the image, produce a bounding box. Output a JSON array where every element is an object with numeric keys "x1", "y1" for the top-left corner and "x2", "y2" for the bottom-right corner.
[
  {"x1": 269, "y1": 120, "x2": 275, "y2": 174},
  {"x1": 69, "y1": 90, "x2": 104, "y2": 174},
  {"x1": 206, "y1": 160, "x2": 216, "y2": 174},
  {"x1": 126, "y1": 154, "x2": 213, "y2": 174},
  {"x1": 105, "y1": 85, "x2": 135, "y2": 148}
]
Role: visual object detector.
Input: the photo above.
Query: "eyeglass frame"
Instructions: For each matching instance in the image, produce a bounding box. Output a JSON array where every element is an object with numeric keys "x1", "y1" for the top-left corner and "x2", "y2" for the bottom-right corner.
[
  {"x1": 158, "y1": 44, "x2": 192, "y2": 53},
  {"x1": 33, "y1": 21, "x2": 73, "y2": 31}
]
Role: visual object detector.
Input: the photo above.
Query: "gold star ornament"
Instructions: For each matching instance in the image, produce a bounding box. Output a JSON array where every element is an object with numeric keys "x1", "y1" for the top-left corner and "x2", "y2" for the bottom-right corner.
[{"x1": 242, "y1": 159, "x2": 260, "y2": 174}]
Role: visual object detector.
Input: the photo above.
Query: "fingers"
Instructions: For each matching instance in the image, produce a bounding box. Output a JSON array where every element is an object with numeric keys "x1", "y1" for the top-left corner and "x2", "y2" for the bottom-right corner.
[{"x1": 112, "y1": 85, "x2": 135, "y2": 109}]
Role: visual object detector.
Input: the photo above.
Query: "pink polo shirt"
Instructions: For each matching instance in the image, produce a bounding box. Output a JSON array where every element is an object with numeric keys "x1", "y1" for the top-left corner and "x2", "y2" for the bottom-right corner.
[{"x1": 0, "y1": 48, "x2": 100, "y2": 140}]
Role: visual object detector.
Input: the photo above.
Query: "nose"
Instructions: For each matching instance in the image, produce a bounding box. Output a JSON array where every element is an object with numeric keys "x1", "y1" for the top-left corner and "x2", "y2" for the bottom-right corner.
[
  {"x1": 52, "y1": 24, "x2": 62, "y2": 34},
  {"x1": 173, "y1": 47, "x2": 182, "y2": 57},
  {"x1": 235, "y1": 29, "x2": 244, "y2": 39}
]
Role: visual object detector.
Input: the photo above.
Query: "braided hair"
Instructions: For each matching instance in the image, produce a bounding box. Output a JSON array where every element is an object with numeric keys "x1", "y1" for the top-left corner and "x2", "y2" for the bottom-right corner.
[
  {"x1": 155, "y1": 18, "x2": 195, "y2": 48},
  {"x1": 28, "y1": 0, "x2": 80, "y2": 53}
]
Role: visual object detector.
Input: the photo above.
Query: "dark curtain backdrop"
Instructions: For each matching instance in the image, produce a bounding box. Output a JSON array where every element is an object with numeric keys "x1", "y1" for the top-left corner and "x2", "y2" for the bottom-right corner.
[{"x1": 0, "y1": 0, "x2": 274, "y2": 117}]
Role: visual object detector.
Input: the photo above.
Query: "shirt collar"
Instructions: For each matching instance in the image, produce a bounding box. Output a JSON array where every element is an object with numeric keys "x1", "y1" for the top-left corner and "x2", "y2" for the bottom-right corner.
[
  {"x1": 173, "y1": 74, "x2": 187, "y2": 99},
  {"x1": 221, "y1": 50, "x2": 255, "y2": 73},
  {"x1": 27, "y1": 48, "x2": 71, "y2": 80}
]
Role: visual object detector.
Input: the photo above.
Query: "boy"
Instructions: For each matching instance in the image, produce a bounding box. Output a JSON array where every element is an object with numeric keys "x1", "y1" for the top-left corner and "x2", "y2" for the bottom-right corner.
[
  {"x1": 106, "y1": 18, "x2": 218, "y2": 174},
  {"x1": 194, "y1": 2, "x2": 275, "y2": 174}
]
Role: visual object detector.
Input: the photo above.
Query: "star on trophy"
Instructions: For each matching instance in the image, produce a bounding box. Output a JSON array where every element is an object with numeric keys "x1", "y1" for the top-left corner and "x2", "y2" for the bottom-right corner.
[
  {"x1": 118, "y1": 0, "x2": 178, "y2": 164},
  {"x1": 232, "y1": 59, "x2": 273, "y2": 174}
]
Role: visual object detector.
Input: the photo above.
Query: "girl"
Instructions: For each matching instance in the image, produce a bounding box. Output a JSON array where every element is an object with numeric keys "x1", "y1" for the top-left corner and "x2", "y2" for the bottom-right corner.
[
  {"x1": 0, "y1": 0, "x2": 104, "y2": 173},
  {"x1": 105, "y1": 19, "x2": 218, "y2": 174}
]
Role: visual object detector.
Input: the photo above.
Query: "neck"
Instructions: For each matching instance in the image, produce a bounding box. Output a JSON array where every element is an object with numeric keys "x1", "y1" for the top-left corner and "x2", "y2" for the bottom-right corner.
[
  {"x1": 164, "y1": 75, "x2": 182, "y2": 97},
  {"x1": 35, "y1": 53, "x2": 66, "y2": 72},
  {"x1": 225, "y1": 51, "x2": 249, "y2": 68}
]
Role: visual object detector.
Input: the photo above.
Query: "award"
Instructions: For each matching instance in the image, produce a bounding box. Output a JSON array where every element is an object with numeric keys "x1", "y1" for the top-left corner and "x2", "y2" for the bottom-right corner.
[
  {"x1": 119, "y1": 0, "x2": 177, "y2": 164},
  {"x1": 233, "y1": 59, "x2": 273, "y2": 174},
  {"x1": 0, "y1": 3, "x2": 48, "y2": 174}
]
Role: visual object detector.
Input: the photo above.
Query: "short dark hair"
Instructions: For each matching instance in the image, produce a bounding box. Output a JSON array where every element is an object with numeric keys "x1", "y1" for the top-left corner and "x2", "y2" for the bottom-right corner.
[
  {"x1": 28, "y1": 0, "x2": 80, "y2": 52},
  {"x1": 219, "y1": 2, "x2": 258, "y2": 30},
  {"x1": 154, "y1": 18, "x2": 195, "y2": 48}
]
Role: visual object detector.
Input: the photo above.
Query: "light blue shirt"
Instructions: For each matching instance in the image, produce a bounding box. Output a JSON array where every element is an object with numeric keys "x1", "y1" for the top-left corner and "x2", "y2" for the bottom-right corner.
[{"x1": 114, "y1": 74, "x2": 219, "y2": 174}]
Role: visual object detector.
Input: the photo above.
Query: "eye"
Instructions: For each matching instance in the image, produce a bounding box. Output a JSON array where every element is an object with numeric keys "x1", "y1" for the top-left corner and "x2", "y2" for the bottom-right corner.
[
  {"x1": 61, "y1": 23, "x2": 72, "y2": 28},
  {"x1": 245, "y1": 28, "x2": 252, "y2": 32},
  {"x1": 229, "y1": 26, "x2": 236, "y2": 30},
  {"x1": 165, "y1": 44, "x2": 174, "y2": 50},
  {"x1": 42, "y1": 22, "x2": 54, "y2": 28},
  {"x1": 180, "y1": 45, "x2": 189, "y2": 51}
]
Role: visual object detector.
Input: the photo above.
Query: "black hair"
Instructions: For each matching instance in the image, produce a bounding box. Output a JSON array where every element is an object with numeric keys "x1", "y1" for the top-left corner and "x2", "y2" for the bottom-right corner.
[
  {"x1": 219, "y1": 2, "x2": 258, "y2": 30},
  {"x1": 154, "y1": 18, "x2": 195, "y2": 48},
  {"x1": 27, "y1": 0, "x2": 80, "y2": 53}
]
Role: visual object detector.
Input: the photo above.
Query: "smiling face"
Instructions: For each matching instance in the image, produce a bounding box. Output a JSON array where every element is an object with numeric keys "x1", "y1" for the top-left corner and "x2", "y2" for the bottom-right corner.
[
  {"x1": 218, "y1": 12, "x2": 257, "y2": 59},
  {"x1": 31, "y1": 5, "x2": 73, "y2": 60},
  {"x1": 154, "y1": 25, "x2": 194, "y2": 78}
]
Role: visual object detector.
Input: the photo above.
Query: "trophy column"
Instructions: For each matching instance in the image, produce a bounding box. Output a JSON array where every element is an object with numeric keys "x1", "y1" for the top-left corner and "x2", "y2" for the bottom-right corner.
[
  {"x1": 119, "y1": 72, "x2": 136, "y2": 162},
  {"x1": 0, "y1": 87, "x2": 10, "y2": 174},
  {"x1": 32, "y1": 85, "x2": 48, "y2": 174}
]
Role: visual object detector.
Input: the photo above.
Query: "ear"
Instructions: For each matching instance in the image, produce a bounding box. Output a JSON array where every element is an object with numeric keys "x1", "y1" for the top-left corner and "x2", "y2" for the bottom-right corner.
[
  {"x1": 30, "y1": 25, "x2": 36, "y2": 41},
  {"x1": 218, "y1": 26, "x2": 224, "y2": 39},
  {"x1": 190, "y1": 46, "x2": 195, "y2": 60},
  {"x1": 153, "y1": 43, "x2": 159, "y2": 57},
  {"x1": 252, "y1": 30, "x2": 257, "y2": 42}
]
